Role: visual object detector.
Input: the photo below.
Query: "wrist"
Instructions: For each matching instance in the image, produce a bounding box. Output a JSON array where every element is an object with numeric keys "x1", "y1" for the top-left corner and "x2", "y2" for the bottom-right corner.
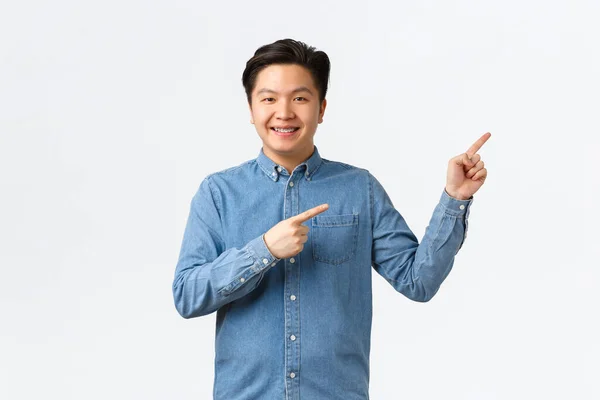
[
  {"x1": 445, "y1": 188, "x2": 469, "y2": 201},
  {"x1": 262, "y1": 233, "x2": 280, "y2": 260}
]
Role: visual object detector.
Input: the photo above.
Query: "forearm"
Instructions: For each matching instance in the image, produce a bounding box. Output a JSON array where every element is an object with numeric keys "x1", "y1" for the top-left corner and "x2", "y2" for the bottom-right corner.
[
  {"x1": 408, "y1": 189, "x2": 471, "y2": 300},
  {"x1": 172, "y1": 234, "x2": 279, "y2": 318}
]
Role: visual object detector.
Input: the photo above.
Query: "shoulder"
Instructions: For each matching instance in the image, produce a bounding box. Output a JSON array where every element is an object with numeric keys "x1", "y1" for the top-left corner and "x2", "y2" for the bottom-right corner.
[
  {"x1": 321, "y1": 157, "x2": 389, "y2": 199},
  {"x1": 201, "y1": 158, "x2": 256, "y2": 187},
  {"x1": 193, "y1": 158, "x2": 255, "y2": 203},
  {"x1": 320, "y1": 157, "x2": 371, "y2": 179},
  {"x1": 206, "y1": 159, "x2": 254, "y2": 179}
]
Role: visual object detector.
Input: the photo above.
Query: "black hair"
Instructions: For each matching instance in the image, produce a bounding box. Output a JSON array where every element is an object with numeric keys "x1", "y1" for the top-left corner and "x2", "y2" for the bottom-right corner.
[{"x1": 242, "y1": 38, "x2": 330, "y2": 105}]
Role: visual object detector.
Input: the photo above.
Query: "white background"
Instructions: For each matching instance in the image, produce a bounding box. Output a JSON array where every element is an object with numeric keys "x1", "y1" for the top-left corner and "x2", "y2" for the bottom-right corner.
[{"x1": 1, "y1": 0, "x2": 599, "y2": 398}]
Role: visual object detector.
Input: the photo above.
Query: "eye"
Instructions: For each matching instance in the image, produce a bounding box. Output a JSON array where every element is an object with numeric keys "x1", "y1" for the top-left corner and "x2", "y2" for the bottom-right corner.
[
  {"x1": 294, "y1": 97, "x2": 307, "y2": 101},
  {"x1": 262, "y1": 97, "x2": 275, "y2": 103}
]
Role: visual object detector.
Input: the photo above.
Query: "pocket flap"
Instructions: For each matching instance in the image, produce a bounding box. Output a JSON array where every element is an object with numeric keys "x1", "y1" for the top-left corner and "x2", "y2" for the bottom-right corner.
[{"x1": 313, "y1": 213, "x2": 358, "y2": 227}]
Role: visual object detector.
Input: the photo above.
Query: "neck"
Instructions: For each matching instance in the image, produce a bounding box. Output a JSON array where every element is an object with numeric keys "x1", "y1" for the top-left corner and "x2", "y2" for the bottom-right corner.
[{"x1": 264, "y1": 145, "x2": 314, "y2": 174}]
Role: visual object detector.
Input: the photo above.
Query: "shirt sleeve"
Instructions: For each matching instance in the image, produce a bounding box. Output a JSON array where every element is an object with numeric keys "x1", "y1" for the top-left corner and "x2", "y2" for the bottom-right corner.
[
  {"x1": 369, "y1": 172, "x2": 473, "y2": 302},
  {"x1": 172, "y1": 177, "x2": 280, "y2": 318}
]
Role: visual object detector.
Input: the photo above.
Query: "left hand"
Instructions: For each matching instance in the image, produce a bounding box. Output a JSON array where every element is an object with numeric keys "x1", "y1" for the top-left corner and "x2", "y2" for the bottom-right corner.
[{"x1": 445, "y1": 132, "x2": 491, "y2": 200}]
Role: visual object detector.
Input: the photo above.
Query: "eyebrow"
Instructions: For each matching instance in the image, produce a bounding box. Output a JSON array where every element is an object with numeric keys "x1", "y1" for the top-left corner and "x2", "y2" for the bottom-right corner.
[{"x1": 256, "y1": 86, "x2": 314, "y2": 96}]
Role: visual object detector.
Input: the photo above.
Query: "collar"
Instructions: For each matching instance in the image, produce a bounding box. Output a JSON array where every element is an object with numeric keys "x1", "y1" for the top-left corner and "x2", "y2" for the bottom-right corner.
[{"x1": 256, "y1": 145, "x2": 323, "y2": 182}]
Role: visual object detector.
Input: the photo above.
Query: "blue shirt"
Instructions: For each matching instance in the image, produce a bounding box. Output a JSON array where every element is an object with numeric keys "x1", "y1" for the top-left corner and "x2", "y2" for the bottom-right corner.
[{"x1": 172, "y1": 145, "x2": 473, "y2": 400}]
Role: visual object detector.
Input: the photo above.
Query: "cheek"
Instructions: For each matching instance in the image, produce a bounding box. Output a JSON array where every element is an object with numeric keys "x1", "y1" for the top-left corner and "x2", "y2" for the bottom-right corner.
[
  {"x1": 304, "y1": 111, "x2": 320, "y2": 126},
  {"x1": 254, "y1": 110, "x2": 271, "y2": 125}
]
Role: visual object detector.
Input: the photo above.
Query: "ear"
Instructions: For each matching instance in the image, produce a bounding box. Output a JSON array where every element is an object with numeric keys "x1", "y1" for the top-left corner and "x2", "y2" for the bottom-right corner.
[{"x1": 318, "y1": 98, "x2": 327, "y2": 124}]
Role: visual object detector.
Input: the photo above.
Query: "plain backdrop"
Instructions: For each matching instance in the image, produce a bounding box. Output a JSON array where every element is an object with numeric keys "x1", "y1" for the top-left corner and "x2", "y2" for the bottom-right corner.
[{"x1": 1, "y1": 0, "x2": 599, "y2": 399}]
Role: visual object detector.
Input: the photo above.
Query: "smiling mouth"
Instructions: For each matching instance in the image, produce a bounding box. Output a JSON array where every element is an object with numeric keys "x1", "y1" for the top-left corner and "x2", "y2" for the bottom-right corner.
[{"x1": 271, "y1": 127, "x2": 300, "y2": 133}]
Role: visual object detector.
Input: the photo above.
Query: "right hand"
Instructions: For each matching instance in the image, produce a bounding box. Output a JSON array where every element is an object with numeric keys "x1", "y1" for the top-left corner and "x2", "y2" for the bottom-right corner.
[{"x1": 264, "y1": 204, "x2": 329, "y2": 260}]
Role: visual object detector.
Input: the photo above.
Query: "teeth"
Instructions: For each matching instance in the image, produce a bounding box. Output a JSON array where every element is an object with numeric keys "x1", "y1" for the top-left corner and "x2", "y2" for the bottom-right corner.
[{"x1": 273, "y1": 128, "x2": 297, "y2": 133}]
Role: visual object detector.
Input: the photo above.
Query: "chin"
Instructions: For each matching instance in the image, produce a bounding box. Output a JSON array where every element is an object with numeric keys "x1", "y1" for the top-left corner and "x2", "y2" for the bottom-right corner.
[{"x1": 268, "y1": 143, "x2": 298, "y2": 153}]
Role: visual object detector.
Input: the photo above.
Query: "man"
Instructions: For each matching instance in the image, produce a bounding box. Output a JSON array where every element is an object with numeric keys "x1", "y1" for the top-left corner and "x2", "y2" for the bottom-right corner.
[{"x1": 173, "y1": 38, "x2": 490, "y2": 400}]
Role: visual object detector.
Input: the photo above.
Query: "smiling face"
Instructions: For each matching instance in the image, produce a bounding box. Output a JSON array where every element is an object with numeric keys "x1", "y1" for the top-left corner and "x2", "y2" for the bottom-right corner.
[{"x1": 249, "y1": 64, "x2": 327, "y2": 173}]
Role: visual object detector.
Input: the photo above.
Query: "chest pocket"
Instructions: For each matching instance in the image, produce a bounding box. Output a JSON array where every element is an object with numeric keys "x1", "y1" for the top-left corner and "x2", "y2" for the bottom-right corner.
[{"x1": 311, "y1": 213, "x2": 359, "y2": 265}]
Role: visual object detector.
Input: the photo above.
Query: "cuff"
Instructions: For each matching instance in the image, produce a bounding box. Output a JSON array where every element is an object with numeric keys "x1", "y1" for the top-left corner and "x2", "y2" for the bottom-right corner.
[
  {"x1": 244, "y1": 234, "x2": 281, "y2": 272},
  {"x1": 440, "y1": 188, "x2": 473, "y2": 216}
]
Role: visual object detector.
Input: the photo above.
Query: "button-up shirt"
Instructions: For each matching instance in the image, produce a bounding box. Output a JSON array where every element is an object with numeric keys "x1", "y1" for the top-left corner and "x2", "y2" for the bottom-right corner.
[{"x1": 172, "y1": 145, "x2": 473, "y2": 400}]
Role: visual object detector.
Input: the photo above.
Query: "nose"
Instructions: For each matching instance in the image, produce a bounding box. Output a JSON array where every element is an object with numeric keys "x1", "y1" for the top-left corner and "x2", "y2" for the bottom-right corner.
[{"x1": 276, "y1": 99, "x2": 295, "y2": 120}]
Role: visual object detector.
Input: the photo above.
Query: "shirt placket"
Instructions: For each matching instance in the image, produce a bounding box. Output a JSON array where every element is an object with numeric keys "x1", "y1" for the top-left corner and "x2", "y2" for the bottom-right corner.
[{"x1": 284, "y1": 169, "x2": 301, "y2": 400}]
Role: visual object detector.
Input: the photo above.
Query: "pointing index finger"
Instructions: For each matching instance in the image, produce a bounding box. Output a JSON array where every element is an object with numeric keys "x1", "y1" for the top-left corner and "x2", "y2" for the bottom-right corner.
[
  {"x1": 466, "y1": 132, "x2": 492, "y2": 157},
  {"x1": 292, "y1": 204, "x2": 329, "y2": 224}
]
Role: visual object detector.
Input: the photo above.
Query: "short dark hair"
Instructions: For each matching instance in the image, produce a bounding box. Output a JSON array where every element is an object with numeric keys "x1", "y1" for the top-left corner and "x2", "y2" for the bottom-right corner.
[{"x1": 242, "y1": 38, "x2": 330, "y2": 105}]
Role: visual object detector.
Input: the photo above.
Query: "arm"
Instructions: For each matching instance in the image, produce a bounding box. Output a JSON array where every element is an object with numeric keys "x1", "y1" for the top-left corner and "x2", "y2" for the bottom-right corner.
[
  {"x1": 370, "y1": 172, "x2": 472, "y2": 302},
  {"x1": 172, "y1": 177, "x2": 280, "y2": 318}
]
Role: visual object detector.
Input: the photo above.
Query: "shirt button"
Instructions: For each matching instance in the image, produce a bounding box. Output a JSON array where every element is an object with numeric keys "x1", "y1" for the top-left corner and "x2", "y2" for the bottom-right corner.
[
  {"x1": 289, "y1": 181, "x2": 294, "y2": 187},
  {"x1": 277, "y1": 166, "x2": 282, "y2": 172},
  {"x1": 272, "y1": 172, "x2": 276, "y2": 176},
  {"x1": 290, "y1": 335, "x2": 296, "y2": 341},
  {"x1": 289, "y1": 257, "x2": 295, "y2": 263},
  {"x1": 240, "y1": 278, "x2": 245, "y2": 282},
  {"x1": 459, "y1": 205, "x2": 465, "y2": 210},
  {"x1": 289, "y1": 372, "x2": 296, "y2": 379},
  {"x1": 290, "y1": 295, "x2": 296, "y2": 301},
  {"x1": 262, "y1": 258, "x2": 269, "y2": 264}
]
